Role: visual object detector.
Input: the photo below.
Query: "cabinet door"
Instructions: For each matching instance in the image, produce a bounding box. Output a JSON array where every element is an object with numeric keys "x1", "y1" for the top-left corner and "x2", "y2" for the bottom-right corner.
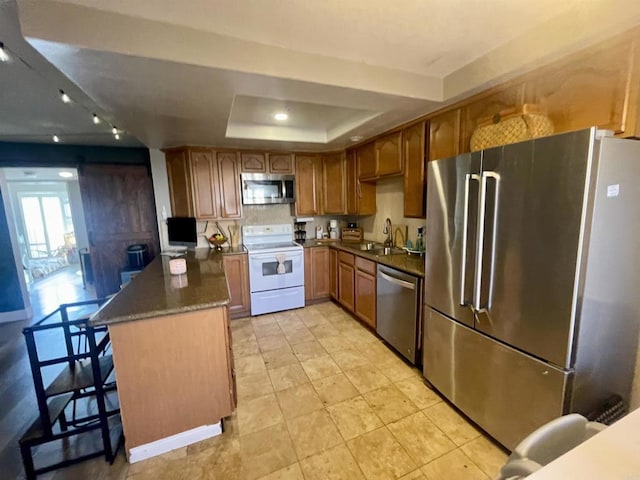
[
  {"x1": 357, "y1": 142, "x2": 376, "y2": 181},
  {"x1": 322, "y1": 152, "x2": 346, "y2": 214},
  {"x1": 338, "y1": 261, "x2": 355, "y2": 312},
  {"x1": 190, "y1": 149, "x2": 219, "y2": 219},
  {"x1": 304, "y1": 248, "x2": 313, "y2": 301},
  {"x1": 429, "y1": 109, "x2": 462, "y2": 161},
  {"x1": 375, "y1": 131, "x2": 403, "y2": 177},
  {"x1": 330, "y1": 248, "x2": 338, "y2": 299},
  {"x1": 223, "y1": 254, "x2": 250, "y2": 317},
  {"x1": 217, "y1": 152, "x2": 242, "y2": 219},
  {"x1": 346, "y1": 150, "x2": 359, "y2": 215},
  {"x1": 403, "y1": 122, "x2": 427, "y2": 218},
  {"x1": 268, "y1": 154, "x2": 294, "y2": 174},
  {"x1": 295, "y1": 155, "x2": 323, "y2": 215},
  {"x1": 165, "y1": 149, "x2": 193, "y2": 217},
  {"x1": 311, "y1": 247, "x2": 330, "y2": 299},
  {"x1": 355, "y1": 270, "x2": 376, "y2": 329},
  {"x1": 241, "y1": 153, "x2": 267, "y2": 173}
]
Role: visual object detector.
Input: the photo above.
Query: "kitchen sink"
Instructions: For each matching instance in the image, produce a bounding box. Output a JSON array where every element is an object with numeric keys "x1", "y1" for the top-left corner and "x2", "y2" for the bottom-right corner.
[
  {"x1": 372, "y1": 246, "x2": 405, "y2": 256},
  {"x1": 357, "y1": 243, "x2": 404, "y2": 256}
]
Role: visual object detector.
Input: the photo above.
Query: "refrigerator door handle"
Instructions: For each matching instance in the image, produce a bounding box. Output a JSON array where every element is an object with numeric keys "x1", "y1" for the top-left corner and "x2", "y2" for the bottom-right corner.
[
  {"x1": 461, "y1": 173, "x2": 481, "y2": 307},
  {"x1": 474, "y1": 171, "x2": 501, "y2": 312}
]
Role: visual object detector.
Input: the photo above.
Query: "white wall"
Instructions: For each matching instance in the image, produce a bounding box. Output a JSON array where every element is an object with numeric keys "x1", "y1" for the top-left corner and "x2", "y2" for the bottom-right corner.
[
  {"x1": 67, "y1": 180, "x2": 89, "y2": 250},
  {"x1": 149, "y1": 149, "x2": 172, "y2": 250},
  {"x1": 0, "y1": 170, "x2": 31, "y2": 322},
  {"x1": 359, "y1": 177, "x2": 425, "y2": 246}
]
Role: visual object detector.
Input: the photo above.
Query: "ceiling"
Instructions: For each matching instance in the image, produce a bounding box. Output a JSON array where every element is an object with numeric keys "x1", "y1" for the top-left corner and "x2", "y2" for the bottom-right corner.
[
  {"x1": 2, "y1": 166, "x2": 77, "y2": 182},
  {"x1": 3, "y1": 0, "x2": 640, "y2": 152}
]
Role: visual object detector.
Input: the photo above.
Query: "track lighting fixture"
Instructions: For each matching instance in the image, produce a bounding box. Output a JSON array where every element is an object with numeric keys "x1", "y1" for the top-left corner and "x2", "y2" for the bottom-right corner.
[{"x1": 0, "y1": 42, "x2": 10, "y2": 63}]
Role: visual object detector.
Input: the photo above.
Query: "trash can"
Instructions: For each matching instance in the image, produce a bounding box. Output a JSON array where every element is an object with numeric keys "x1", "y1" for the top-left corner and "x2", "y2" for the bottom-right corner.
[{"x1": 127, "y1": 244, "x2": 148, "y2": 270}]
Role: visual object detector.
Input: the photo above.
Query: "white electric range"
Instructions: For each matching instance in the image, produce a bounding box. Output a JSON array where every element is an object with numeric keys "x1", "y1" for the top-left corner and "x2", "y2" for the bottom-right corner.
[{"x1": 242, "y1": 224, "x2": 305, "y2": 316}]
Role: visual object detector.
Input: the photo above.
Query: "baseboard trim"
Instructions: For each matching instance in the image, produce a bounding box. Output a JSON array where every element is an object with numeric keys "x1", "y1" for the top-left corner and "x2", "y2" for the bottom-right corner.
[{"x1": 128, "y1": 422, "x2": 222, "y2": 463}]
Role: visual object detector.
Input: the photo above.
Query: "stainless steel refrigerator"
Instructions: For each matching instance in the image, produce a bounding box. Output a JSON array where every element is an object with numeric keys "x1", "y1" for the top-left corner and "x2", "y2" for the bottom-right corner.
[{"x1": 423, "y1": 127, "x2": 640, "y2": 450}]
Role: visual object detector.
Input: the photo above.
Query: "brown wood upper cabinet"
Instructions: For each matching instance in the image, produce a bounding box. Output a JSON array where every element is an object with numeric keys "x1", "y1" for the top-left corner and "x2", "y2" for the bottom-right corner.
[
  {"x1": 295, "y1": 154, "x2": 323, "y2": 216},
  {"x1": 322, "y1": 152, "x2": 346, "y2": 215},
  {"x1": 346, "y1": 149, "x2": 376, "y2": 215},
  {"x1": 375, "y1": 131, "x2": 403, "y2": 177},
  {"x1": 166, "y1": 148, "x2": 193, "y2": 217},
  {"x1": 241, "y1": 152, "x2": 294, "y2": 174},
  {"x1": 164, "y1": 147, "x2": 241, "y2": 220},
  {"x1": 356, "y1": 142, "x2": 376, "y2": 181},
  {"x1": 429, "y1": 108, "x2": 462, "y2": 161},
  {"x1": 357, "y1": 132, "x2": 403, "y2": 181},
  {"x1": 403, "y1": 122, "x2": 427, "y2": 218},
  {"x1": 268, "y1": 154, "x2": 294, "y2": 174}
]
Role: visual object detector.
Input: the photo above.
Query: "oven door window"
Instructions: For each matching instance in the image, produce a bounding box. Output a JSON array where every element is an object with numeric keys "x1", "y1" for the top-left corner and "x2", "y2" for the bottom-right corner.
[{"x1": 261, "y1": 260, "x2": 292, "y2": 276}]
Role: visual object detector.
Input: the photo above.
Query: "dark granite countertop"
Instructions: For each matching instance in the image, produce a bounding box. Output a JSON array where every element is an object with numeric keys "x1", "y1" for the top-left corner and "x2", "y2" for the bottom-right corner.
[
  {"x1": 89, "y1": 249, "x2": 236, "y2": 327},
  {"x1": 298, "y1": 239, "x2": 425, "y2": 278}
]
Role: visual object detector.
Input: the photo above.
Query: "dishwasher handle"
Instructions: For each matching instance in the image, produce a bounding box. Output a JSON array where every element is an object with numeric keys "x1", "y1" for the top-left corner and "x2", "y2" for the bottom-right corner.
[{"x1": 378, "y1": 270, "x2": 416, "y2": 290}]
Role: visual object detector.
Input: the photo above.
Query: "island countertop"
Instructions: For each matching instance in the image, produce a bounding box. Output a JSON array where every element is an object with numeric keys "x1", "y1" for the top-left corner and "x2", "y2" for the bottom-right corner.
[{"x1": 88, "y1": 248, "x2": 238, "y2": 327}]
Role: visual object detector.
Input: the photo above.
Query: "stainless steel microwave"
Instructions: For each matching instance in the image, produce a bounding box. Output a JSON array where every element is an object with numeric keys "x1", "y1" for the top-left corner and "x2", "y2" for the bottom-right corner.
[{"x1": 241, "y1": 173, "x2": 295, "y2": 205}]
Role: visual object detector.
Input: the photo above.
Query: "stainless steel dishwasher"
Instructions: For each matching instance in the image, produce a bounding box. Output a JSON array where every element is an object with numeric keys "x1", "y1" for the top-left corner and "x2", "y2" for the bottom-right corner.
[{"x1": 376, "y1": 264, "x2": 422, "y2": 364}]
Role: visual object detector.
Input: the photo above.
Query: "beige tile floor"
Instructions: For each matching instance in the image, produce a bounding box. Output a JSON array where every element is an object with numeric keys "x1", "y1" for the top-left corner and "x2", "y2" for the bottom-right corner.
[{"x1": 40, "y1": 301, "x2": 509, "y2": 479}]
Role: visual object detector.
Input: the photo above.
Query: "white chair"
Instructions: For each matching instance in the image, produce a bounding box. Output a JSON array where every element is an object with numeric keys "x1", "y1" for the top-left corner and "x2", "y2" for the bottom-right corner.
[{"x1": 498, "y1": 414, "x2": 607, "y2": 479}]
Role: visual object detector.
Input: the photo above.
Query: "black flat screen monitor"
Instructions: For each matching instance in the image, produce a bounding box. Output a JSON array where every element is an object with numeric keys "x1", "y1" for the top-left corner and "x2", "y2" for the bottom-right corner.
[{"x1": 167, "y1": 216, "x2": 197, "y2": 248}]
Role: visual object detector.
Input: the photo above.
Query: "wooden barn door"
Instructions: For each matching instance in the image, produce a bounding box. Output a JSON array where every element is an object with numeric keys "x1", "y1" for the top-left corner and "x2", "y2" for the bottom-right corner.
[{"x1": 78, "y1": 164, "x2": 160, "y2": 298}]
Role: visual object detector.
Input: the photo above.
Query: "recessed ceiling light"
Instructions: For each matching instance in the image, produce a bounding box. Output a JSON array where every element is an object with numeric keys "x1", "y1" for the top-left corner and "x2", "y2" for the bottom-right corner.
[
  {"x1": 0, "y1": 42, "x2": 10, "y2": 63},
  {"x1": 59, "y1": 90, "x2": 71, "y2": 104},
  {"x1": 92, "y1": 114, "x2": 101, "y2": 124},
  {"x1": 350, "y1": 135, "x2": 363, "y2": 142},
  {"x1": 274, "y1": 112, "x2": 288, "y2": 121},
  {"x1": 59, "y1": 171, "x2": 73, "y2": 178},
  {"x1": 52, "y1": 135, "x2": 60, "y2": 143}
]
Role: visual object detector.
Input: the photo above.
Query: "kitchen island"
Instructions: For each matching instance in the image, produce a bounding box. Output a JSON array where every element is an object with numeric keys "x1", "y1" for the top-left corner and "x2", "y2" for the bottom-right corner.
[{"x1": 89, "y1": 249, "x2": 239, "y2": 463}]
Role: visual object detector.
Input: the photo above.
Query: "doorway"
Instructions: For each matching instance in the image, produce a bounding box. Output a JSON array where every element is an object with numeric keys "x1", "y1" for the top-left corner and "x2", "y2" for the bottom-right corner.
[{"x1": 2, "y1": 167, "x2": 95, "y2": 320}]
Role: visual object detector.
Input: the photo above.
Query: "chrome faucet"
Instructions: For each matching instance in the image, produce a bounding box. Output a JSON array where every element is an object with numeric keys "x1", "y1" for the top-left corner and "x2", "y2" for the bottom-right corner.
[
  {"x1": 393, "y1": 227, "x2": 406, "y2": 248},
  {"x1": 383, "y1": 218, "x2": 393, "y2": 247}
]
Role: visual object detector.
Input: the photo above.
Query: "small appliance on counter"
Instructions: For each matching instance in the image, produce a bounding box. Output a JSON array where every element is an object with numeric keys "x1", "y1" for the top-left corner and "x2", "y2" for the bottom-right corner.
[
  {"x1": 328, "y1": 219, "x2": 339, "y2": 239},
  {"x1": 294, "y1": 221, "x2": 307, "y2": 242}
]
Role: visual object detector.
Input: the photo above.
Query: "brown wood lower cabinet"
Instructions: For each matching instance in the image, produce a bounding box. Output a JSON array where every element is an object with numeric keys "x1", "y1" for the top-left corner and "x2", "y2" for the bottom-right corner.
[
  {"x1": 354, "y1": 257, "x2": 376, "y2": 329},
  {"x1": 337, "y1": 251, "x2": 355, "y2": 311},
  {"x1": 330, "y1": 249, "x2": 338, "y2": 299},
  {"x1": 331, "y1": 248, "x2": 377, "y2": 329},
  {"x1": 223, "y1": 253, "x2": 250, "y2": 318},
  {"x1": 304, "y1": 247, "x2": 330, "y2": 302}
]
